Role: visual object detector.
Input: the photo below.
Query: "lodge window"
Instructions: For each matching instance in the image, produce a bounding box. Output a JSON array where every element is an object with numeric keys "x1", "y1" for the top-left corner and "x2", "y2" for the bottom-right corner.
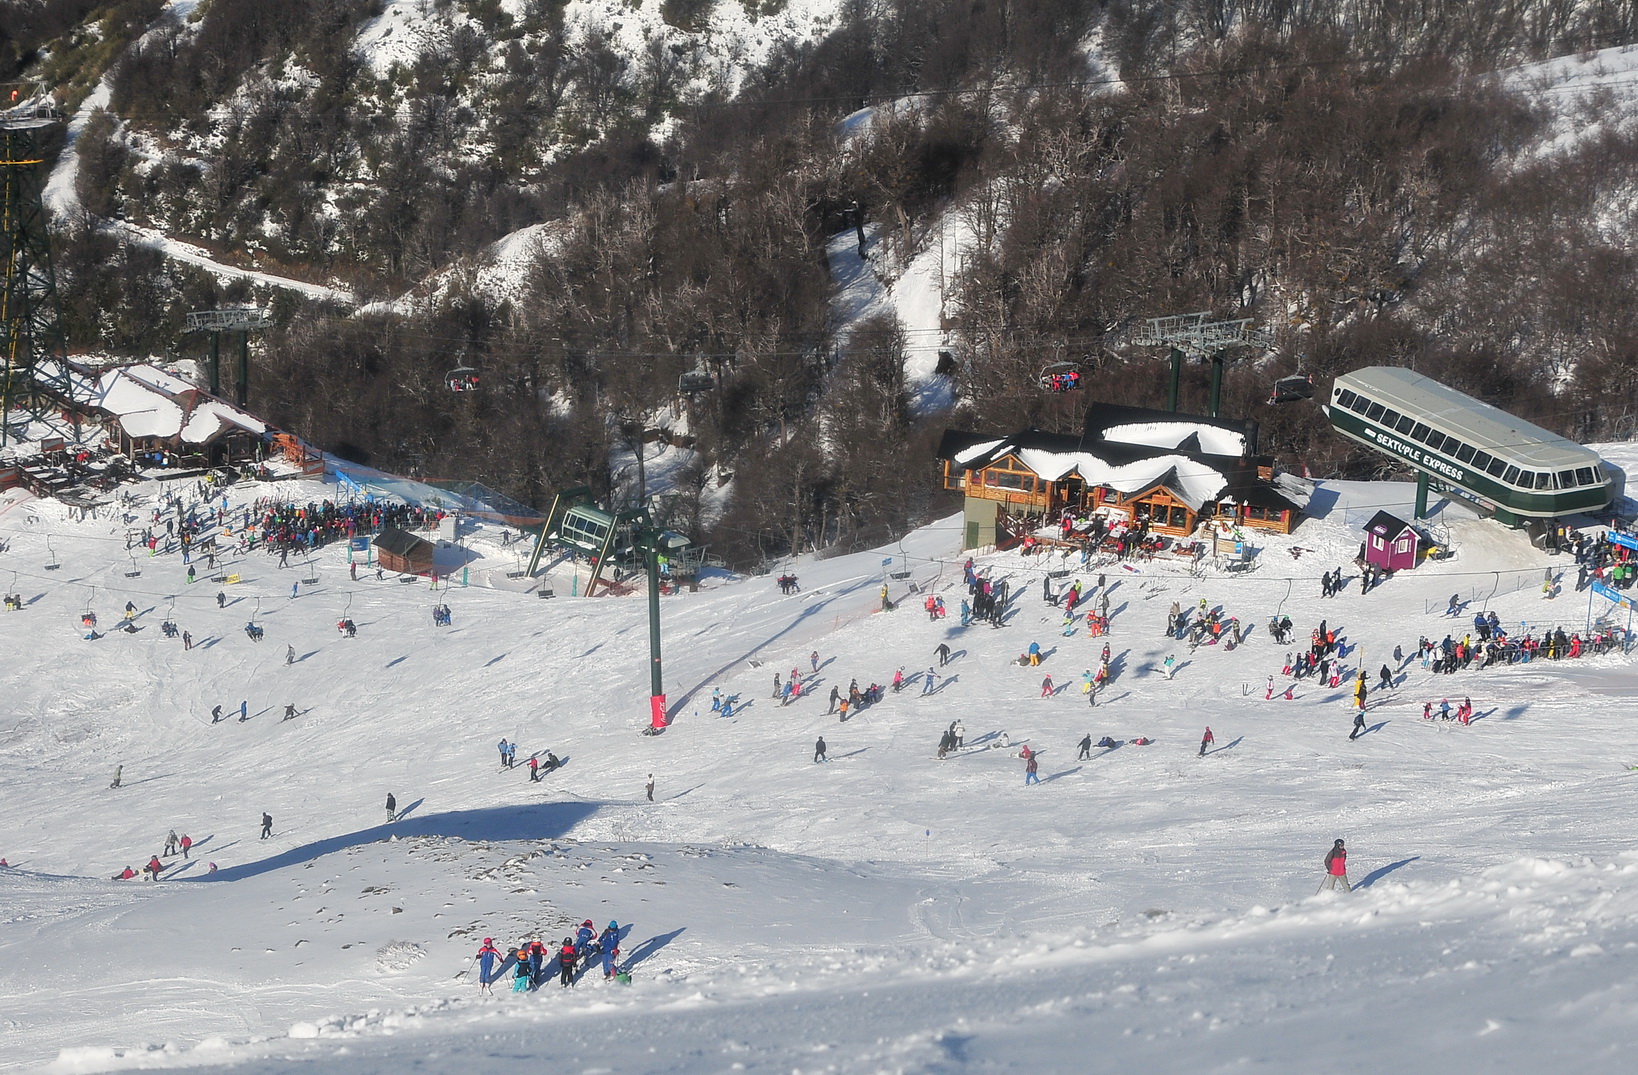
[
  {"x1": 1558, "y1": 470, "x2": 1578, "y2": 488},
  {"x1": 1472, "y1": 451, "x2": 1492, "y2": 471},
  {"x1": 1534, "y1": 472, "x2": 1554, "y2": 489},
  {"x1": 1394, "y1": 414, "x2": 1416, "y2": 434},
  {"x1": 1486, "y1": 457, "x2": 1507, "y2": 477},
  {"x1": 1577, "y1": 467, "x2": 1596, "y2": 485},
  {"x1": 1503, "y1": 465, "x2": 1521, "y2": 485},
  {"x1": 1337, "y1": 389, "x2": 1358, "y2": 408},
  {"x1": 1455, "y1": 443, "x2": 1476, "y2": 464},
  {"x1": 1382, "y1": 408, "x2": 1402, "y2": 427},
  {"x1": 1365, "y1": 402, "x2": 1386, "y2": 422},
  {"x1": 1348, "y1": 394, "x2": 1369, "y2": 414}
]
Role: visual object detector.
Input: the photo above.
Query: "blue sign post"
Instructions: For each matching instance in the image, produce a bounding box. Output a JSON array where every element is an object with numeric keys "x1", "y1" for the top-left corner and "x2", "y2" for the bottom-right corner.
[{"x1": 1587, "y1": 579, "x2": 1635, "y2": 652}]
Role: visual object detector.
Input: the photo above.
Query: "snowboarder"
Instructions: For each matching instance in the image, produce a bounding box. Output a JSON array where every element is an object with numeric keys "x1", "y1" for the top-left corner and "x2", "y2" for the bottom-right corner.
[
  {"x1": 1198, "y1": 727, "x2": 1213, "y2": 757},
  {"x1": 1040, "y1": 674, "x2": 1054, "y2": 697},
  {"x1": 260, "y1": 812, "x2": 273, "y2": 839},
  {"x1": 239, "y1": 700, "x2": 248, "y2": 722},
  {"x1": 1350, "y1": 711, "x2": 1366, "y2": 740},
  {"x1": 828, "y1": 685, "x2": 840, "y2": 713},
  {"x1": 283, "y1": 703, "x2": 297, "y2": 721},
  {"x1": 935, "y1": 642, "x2": 952, "y2": 666},
  {"x1": 814, "y1": 736, "x2": 827, "y2": 763},
  {"x1": 1321, "y1": 839, "x2": 1351, "y2": 892},
  {"x1": 217, "y1": 591, "x2": 226, "y2": 609},
  {"x1": 1378, "y1": 664, "x2": 1393, "y2": 690},
  {"x1": 287, "y1": 645, "x2": 296, "y2": 665},
  {"x1": 645, "y1": 775, "x2": 655, "y2": 802},
  {"x1": 1163, "y1": 654, "x2": 1177, "y2": 680},
  {"x1": 385, "y1": 792, "x2": 396, "y2": 823},
  {"x1": 109, "y1": 765, "x2": 122, "y2": 789},
  {"x1": 1077, "y1": 734, "x2": 1092, "y2": 760},
  {"x1": 143, "y1": 855, "x2": 163, "y2": 881}
]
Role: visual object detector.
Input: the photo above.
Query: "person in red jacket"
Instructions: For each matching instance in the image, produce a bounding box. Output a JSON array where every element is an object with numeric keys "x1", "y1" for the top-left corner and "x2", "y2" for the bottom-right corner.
[
  {"x1": 557, "y1": 938, "x2": 578, "y2": 987},
  {"x1": 1321, "y1": 839, "x2": 1351, "y2": 892},
  {"x1": 144, "y1": 855, "x2": 164, "y2": 881},
  {"x1": 1198, "y1": 727, "x2": 1214, "y2": 757}
]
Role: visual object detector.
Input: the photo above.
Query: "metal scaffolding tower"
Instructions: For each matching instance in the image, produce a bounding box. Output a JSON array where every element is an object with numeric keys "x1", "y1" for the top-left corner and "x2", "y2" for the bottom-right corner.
[
  {"x1": 1129, "y1": 311, "x2": 1271, "y2": 418},
  {"x1": 185, "y1": 307, "x2": 272, "y2": 406},
  {"x1": 1, "y1": 83, "x2": 75, "y2": 447}
]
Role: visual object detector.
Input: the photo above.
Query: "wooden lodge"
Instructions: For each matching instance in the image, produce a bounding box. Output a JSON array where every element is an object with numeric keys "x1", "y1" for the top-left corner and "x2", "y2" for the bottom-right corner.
[
  {"x1": 937, "y1": 403, "x2": 1304, "y2": 549},
  {"x1": 373, "y1": 526, "x2": 437, "y2": 575}
]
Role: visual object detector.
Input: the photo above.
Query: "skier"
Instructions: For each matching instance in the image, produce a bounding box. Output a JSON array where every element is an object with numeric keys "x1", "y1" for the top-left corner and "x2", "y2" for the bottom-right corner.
[
  {"x1": 921, "y1": 668, "x2": 937, "y2": 695},
  {"x1": 180, "y1": 834, "x2": 192, "y2": 858},
  {"x1": 599, "y1": 922, "x2": 621, "y2": 978},
  {"x1": 476, "y1": 938, "x2": 501, "y2": 987},
  {"x1": 1077, "y1": 734, "x2": 1092, "y2": 760},
  {"x1": 1198, "y1": 727, "x2": 1214, "y2": 757},
  {"x1": 645, "y1": 775, "x2": 655, "y2": 802},
  {"x1": 1321, "y1": 839, "x2": 1351, "y2": 892},
  {"x1": 1163, "y1": 654, "x2": 1177, "y2": 680},
  {"x1": 952, "y1": 720, "x2": 965, "y2": 748},
  {"x1": 1378, "y1": 664, "x2": 1393, "y2": 690},
  {"x1": 935, "y1": 642, "x2": 952, "y2": 666},
  {"x1": 385, "y1": 792, "x2": 397, "y2": 823},
  {"x1": 283, "y1": 703, "x2": 297, "y2": 721},
  {"x1": 497, "y1": 738, "x2": 510, "y2": 768},
  {"x1": 557, "y1": 937, "x2": 578, "y2": 987},
  {"x1": 260, "y1": 812, "x2": 273, "y2": 839},
  {"x1": 772, "y1": 672, "x2": 781, "y2": 698},
  {"x1": 110, "y1": 765, "x2": 122, "y2": 789},
  {"x1": 1024, "y1": 751, "x2": 1040, "y2": 785},
  {"x1": 810, "y1": 650, "x2": 819, "y2": 672},
  {"x1": 1040, "y1": 674, "x2": 1054, "y2": 697},
  {"x1": 828, "y1": 685, "x2": 840, "y2": 713},
  {"x1": 814, "y1": 736, "x2": 827, "y2": 762},
  {"x1": 164, "y1": 830, "x2": 179, "y2": 856},
  {"x1": 528, "y1": 755, "x2": 540, "y2": 781},
  {"x1": 527, "y1": 939, "x2": 547, "y2": 988},
  {"x1": 287, "y1": 644, "x2": 296, "y2": 665},
  {"x1": 512, "y1": 946, "x2": 532, "y2": 993},
  {"x1": 182, "y1": 630, "x2": 192, "y2": 651},
  {"x1": 239, "y1": 700, "x2": 248, "y2": 722},
  {"x1": 891, "y1": 668, "x2": 904, "y2": 693},
  {"x1": 217, "y1": 591, "x2": 226, "y2": 609}
]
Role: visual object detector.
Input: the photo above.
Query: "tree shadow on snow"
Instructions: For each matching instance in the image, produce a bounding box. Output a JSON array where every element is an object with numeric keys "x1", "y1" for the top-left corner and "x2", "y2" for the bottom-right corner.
[
  {"x1": 195, "y1": 801, "x2": 600, "y2": 883},
  {"x1": 1358, "y1": 856, "x2": 1420, "y2": 888},
  {"x1": 623, "y1": 927, "x2": 685, "y2": 970}
]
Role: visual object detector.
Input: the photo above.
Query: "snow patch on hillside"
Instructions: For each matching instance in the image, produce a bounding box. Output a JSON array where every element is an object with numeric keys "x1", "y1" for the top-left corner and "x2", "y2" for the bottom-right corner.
[{"x1": 1501, "y1": 43, "x2": 1638, "y2": 157}]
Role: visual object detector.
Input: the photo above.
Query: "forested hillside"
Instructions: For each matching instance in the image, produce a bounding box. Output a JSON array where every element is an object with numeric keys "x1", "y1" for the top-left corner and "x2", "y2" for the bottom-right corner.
[{"x1": 8, "y1": 0, "x2": 1638, "y2": 563}]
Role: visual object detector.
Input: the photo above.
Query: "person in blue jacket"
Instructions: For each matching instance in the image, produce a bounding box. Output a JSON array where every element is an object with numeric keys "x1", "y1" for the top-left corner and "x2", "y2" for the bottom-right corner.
[
  {"x1": 476, "y1": 938, "x2": 500, "y2": 986},
  {"x1": 574, "y1": 919, "x2": 596, "y2": 964},
  {"x1": 599, "y1": 922, "x2": 621, "y2": 978}
]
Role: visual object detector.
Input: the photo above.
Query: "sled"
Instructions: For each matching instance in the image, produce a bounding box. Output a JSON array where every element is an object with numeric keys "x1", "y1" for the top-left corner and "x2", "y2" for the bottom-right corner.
[{"x1": 614, "y1": 970, "x2": 632, "y2": 984}]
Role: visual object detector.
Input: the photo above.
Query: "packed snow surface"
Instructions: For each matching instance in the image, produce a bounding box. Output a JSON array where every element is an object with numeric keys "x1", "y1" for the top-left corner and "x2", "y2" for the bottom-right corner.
[{"x1": 5, "y1": 449, "x2": 1638, "y2": 1072}]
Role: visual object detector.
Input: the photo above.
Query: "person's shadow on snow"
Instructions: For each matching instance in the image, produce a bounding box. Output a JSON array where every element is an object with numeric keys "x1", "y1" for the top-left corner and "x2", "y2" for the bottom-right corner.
[{"x1": 623, "y1": 927, "x2": 685, "y2": 970}]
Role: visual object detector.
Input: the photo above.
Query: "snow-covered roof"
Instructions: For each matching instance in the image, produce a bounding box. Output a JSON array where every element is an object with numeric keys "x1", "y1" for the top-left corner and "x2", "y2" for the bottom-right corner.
[
  {"x1": 89, "y1": 364, "x2": 267, "y2": 444},
  {"x1": 1013, "y1": 448, "x2": 1228, "y2": 510},
  {"x1": 1103, "y1": 421, "x2": 1246, "y2": 457}
]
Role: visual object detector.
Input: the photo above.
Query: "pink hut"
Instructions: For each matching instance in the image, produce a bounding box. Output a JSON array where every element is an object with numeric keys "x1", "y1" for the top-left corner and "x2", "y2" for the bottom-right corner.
[{"x1": 1362, "y1": 511, "x2": 1421, "y2": 572}]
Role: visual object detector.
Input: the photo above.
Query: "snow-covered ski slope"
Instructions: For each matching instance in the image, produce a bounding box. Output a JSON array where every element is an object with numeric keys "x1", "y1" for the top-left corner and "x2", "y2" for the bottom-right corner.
[{"x1": 5, "y1": 454, "x2": 1638, "y2": 1073}]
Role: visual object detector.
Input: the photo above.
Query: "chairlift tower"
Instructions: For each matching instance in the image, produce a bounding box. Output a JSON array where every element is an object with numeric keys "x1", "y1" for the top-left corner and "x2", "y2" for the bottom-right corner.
[
  {"x1": 185, "y1": 307, "x2": 272, "y2": 406},
  {"x1": 1, "y1": 82, "x2": 76, "y2": 447},
  {"x1": 1129, "y1": 311, "x2": 1270, "y2": 418}
]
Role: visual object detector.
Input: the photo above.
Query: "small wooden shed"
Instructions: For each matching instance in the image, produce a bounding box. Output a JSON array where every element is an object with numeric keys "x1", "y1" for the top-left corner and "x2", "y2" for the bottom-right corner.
[
  {"x1": 1363, "y1": 511, "x2": 1421, "y2": 572},
  {"x1": 374, "y1": 526, "x2": 436, "y2": 575}
]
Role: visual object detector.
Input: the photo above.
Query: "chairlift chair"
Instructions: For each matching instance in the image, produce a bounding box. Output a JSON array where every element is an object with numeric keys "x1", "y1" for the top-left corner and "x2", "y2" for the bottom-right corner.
[
  {"x1": 678, "y1": 369, "x2": 714, "y2": 394},
  {"x1": 445, "y1": 366, "x2": 481, "y2": 393},
  {"x1": 1267, "y1": 374, "x2": 1315, "y2": 405},
  {"x1": 1038, "y1": 362, "x2": 1083, "y2": 393}
]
